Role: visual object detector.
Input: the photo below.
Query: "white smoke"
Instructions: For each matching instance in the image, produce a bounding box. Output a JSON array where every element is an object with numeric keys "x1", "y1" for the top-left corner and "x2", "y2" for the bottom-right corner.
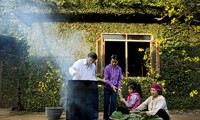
[
  {"x1": 29, "y1": 23, "x2": 91, "y2": 110},
  {"x1": 1, "y1": 0, "x2": 92, "y2": 111}
]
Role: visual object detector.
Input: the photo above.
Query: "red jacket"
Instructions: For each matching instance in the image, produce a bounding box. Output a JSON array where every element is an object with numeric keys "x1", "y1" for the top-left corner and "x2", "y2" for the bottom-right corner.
[{"x1": 126, "y1": 92, "x2": 141, "y2": 111}]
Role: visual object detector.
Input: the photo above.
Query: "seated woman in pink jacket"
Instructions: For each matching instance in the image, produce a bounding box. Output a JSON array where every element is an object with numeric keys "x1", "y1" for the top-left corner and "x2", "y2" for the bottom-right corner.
[{"x1": 118, "y1": 82, "x2": 142, "y2": 114}]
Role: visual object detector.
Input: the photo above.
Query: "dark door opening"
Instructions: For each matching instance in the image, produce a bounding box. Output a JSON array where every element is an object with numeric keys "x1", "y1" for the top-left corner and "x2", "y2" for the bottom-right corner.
[
  {"x1": 105, "y1": 41, "x2": 125, "y2": 75},
  {"x1": 128, "y1": 42, "x2": 149, "y2": 77},
  {"x1": 105, "y1": 41, "x2": 149, "y2": 77}
]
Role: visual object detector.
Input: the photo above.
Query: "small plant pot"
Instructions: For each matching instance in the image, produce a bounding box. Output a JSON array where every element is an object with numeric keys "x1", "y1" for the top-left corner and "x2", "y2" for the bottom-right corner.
[{"x1": 45, "y1": 107, "x2": 63, "y2": 120}]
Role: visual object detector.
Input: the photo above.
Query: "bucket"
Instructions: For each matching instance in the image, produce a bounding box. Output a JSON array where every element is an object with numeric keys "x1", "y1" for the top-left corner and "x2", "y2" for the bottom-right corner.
[{"x1": 45, "y1": 107, "x2": 63, "y2": 120}]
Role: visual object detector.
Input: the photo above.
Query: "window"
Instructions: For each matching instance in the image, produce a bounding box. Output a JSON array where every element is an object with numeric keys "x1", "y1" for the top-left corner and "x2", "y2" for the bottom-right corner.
[{"x1": 96, "y1": 33, "x2": 159, "y2": 77}]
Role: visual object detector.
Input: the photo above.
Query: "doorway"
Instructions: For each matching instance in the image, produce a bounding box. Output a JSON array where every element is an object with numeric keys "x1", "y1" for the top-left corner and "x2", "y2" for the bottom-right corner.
[
  {"x1": 128, "y1": 42, "x2": 149, "y2": 77},
  {"x1": 105, "y1": 41, "x2": 125, "y2": 74},
  {"x1": 105, "y1": 41, "x2": 149, "y2": 77}
]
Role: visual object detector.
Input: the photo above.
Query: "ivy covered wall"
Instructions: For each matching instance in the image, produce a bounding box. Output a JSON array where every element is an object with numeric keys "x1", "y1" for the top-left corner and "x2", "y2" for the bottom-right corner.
[{"x1": 1, "y1": 21, "x2": 200, "y2": 111}]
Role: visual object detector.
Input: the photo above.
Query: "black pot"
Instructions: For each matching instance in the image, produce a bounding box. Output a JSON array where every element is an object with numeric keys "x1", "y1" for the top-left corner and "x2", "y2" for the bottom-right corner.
[
  {"x1": 45, "y1": 107, "x2": 63, "y2": 120},
  {"x1": 66, "y1": 80, "x2": 99, "y2": 120}
]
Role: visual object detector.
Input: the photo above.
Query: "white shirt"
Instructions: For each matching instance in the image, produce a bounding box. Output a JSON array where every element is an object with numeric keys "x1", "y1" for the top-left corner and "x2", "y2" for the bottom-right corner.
[
  {"x1": 69, "y1": 58, "x2": 97, "y2": 81},
  {"x1": 136, "y1": 95, "x2": 169, "y2": 116}
]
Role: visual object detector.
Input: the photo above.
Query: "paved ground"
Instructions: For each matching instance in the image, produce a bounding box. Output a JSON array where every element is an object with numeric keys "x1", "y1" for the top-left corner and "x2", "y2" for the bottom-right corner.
[{"x1": 0, "y1": 108, "x2": 200, "y2": 120}]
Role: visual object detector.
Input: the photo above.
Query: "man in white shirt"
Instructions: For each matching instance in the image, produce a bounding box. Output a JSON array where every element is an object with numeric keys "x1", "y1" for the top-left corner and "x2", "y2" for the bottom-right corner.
[{"x1": 69, "y1": 52, "x2": 98, "y2": 81}]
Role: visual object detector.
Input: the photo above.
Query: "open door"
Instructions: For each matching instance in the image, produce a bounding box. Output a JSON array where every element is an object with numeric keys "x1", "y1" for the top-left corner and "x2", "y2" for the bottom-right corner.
[
  {"x1": 96, "y1": 36, "x2": 105, "y2": 77},
  {"x1": 155, "y1": 39, "x2": 160, "y2": 74},
  {"x1": 150, "y1": 38, "x2": 160, "y2": 77}
]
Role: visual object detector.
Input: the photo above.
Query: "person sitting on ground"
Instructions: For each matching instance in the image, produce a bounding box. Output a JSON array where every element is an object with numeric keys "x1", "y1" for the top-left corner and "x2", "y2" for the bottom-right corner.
[
  {"x1": 135, "y1": 83, "x2": 170, "y2": 120},
  {"x1": 118, "y1": 82, "x2": 142, "y2": 114}
]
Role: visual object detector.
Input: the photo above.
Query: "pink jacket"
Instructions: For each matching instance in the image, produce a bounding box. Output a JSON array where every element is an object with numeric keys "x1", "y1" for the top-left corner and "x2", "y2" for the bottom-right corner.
[{"x1": 126, "y1": 92, "x2": 141, "y2": 111}]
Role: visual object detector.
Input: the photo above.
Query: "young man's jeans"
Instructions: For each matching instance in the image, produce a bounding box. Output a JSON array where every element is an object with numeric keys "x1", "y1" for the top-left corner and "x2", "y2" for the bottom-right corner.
[{"x1": 103, "y1": 87, "x2": 117, "y2": 120}]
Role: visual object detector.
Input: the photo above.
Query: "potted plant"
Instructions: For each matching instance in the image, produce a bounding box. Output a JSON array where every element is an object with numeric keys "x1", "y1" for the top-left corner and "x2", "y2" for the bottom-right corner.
[{"x1": 38, "y1": 62, "x2": 63, "y2": 120}]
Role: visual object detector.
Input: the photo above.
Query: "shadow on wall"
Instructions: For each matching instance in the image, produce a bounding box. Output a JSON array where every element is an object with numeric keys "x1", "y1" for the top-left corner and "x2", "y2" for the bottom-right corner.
[{"x1": 0, "y1": 35, "x2": 29, "y2": 109}]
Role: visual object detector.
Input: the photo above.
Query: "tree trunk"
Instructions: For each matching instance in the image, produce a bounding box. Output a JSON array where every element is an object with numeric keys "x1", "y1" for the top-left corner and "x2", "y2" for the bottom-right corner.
[{"x1": 0, "y1": 61, "x2": 2, "y2": 107}]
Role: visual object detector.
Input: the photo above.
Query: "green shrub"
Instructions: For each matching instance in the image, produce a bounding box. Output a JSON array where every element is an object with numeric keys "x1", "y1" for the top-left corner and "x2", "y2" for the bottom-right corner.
[{"x1": 23, "y1": 57, "x2": 62, "y2": 111}]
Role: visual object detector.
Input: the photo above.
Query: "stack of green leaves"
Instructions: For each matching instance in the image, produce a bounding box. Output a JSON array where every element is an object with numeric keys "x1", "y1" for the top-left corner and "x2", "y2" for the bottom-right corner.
[
  {"x1": 128, "y1": 110, "x2": 163, "y2": 120},
  {"x1": 110, "y1": 111, "x2": 128, "y2": 120},
  {"x1": 128, "y1": 110, "x2": 141, "y2": 120},
  {"x1": 140, "y1": 115, "x2": 163, "y2": 120}
]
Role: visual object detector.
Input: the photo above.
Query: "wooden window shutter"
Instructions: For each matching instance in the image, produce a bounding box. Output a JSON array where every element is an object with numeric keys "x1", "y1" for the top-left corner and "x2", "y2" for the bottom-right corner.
[
  {"x1": 95, "y1": 34, "x2": 105, "y2": 77},
  {"x1": 150, "y1": 39, "x2": 160, "y2": 77}
]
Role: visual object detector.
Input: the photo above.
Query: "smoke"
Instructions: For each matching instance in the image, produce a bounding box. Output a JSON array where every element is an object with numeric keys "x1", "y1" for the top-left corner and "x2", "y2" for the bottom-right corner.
[
  {"x1": 29, "y1": 22, "x2": 91, "y2": 110},
  {"x1": 0, "y1": 0, "x2": 92, "y2": 110}
]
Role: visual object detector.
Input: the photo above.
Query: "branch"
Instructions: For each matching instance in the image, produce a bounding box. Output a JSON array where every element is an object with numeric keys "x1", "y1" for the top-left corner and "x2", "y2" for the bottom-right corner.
[
  {"x1": 154, "y1": 13, "x2": 168, "y2": 21},
  {"x1": 192, "y1": 19, "x2": 200, "y2": 23}
]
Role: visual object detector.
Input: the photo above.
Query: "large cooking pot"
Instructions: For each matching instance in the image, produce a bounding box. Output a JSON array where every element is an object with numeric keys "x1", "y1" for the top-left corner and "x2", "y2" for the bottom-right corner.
[{"x1": 66, "y1": 80, "x2": 98, "y2": 120}]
